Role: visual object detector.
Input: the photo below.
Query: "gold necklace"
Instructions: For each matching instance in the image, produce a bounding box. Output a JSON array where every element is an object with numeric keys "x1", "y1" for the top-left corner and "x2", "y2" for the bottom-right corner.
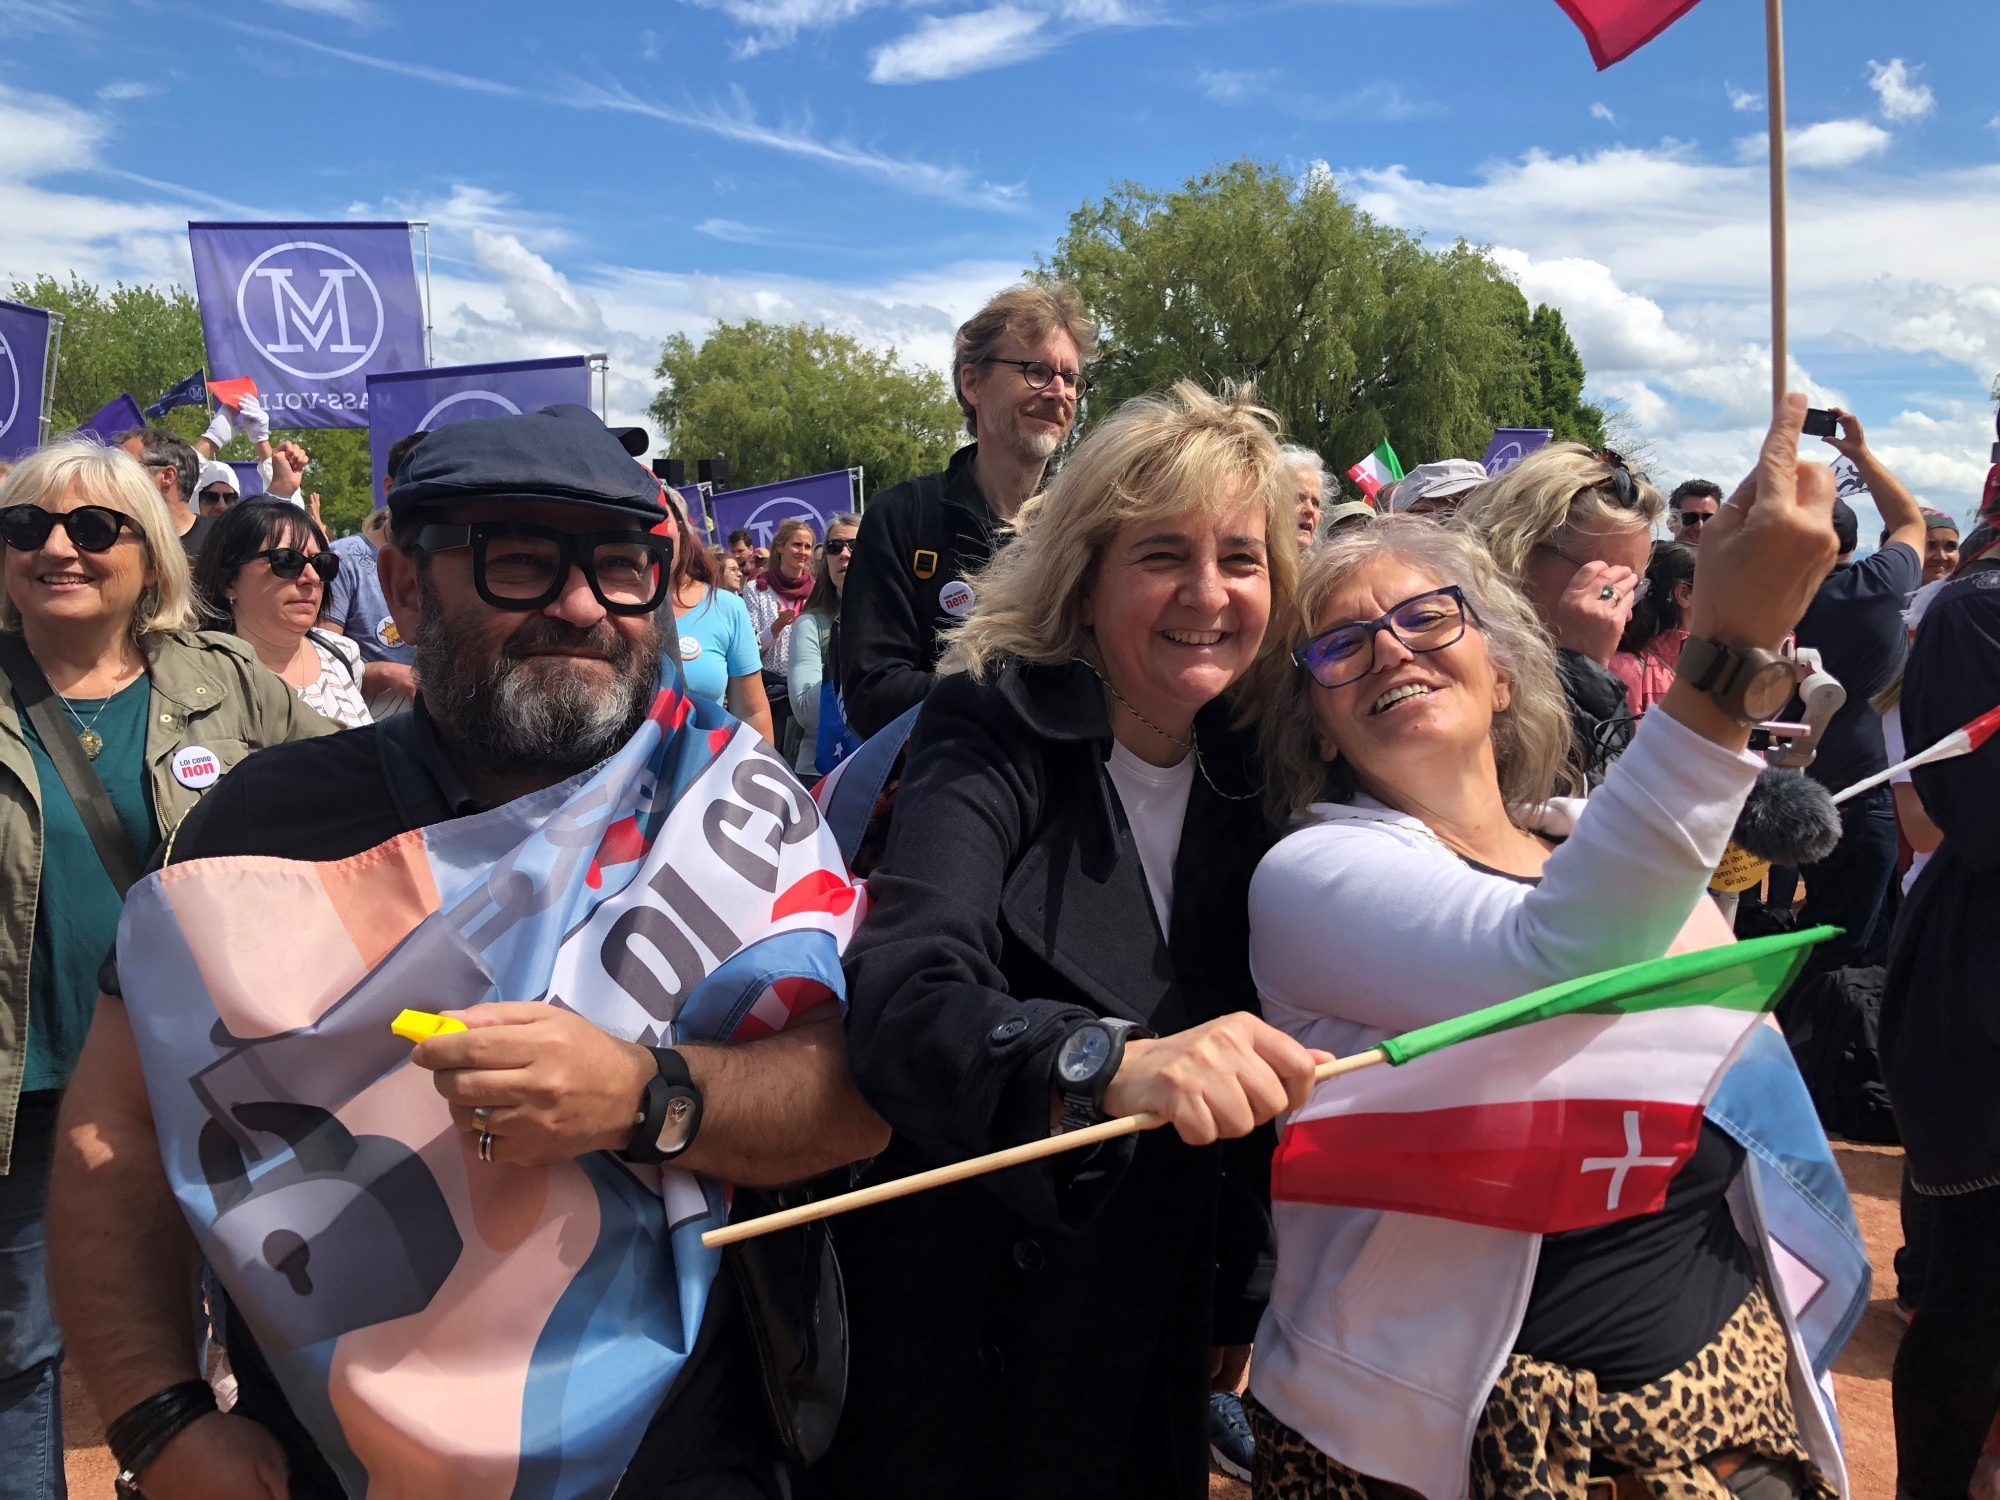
[
  {"x1": 1072, "y1": 659, "x2": 1259, "y2": 803},
  {"x1": 57, "y1": 690, "x2": 116, "y2": 760}
]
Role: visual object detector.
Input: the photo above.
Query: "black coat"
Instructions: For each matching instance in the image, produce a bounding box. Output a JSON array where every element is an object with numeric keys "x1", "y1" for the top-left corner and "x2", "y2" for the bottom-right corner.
[
  {"x1": 1882, "y1": 557, "x2": 2000, "y2": 1192},
  {"x1": 811, "y1": 661, "x2": 1278, "y2": 1500},
  {"x1": 837, "y1": 444, "x2": 1000, "y2": 739}
]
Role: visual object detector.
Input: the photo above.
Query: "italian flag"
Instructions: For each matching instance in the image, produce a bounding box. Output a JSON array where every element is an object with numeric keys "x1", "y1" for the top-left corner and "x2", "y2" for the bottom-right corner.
[
  {"x1": 1272, "y1": 927, "x2": 1832, "y2": 1235},
  {"x1": 1345, "y1": 441, "x2": 1403, "y2": 502}
]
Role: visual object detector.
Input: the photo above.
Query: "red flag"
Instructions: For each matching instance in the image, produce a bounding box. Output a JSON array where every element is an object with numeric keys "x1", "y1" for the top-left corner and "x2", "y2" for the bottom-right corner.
[
  {"x1": 1554, "y1": 0, "x2": 1705, "y2": 69},
  {"x1": 206, "y1": 376, "x2": 259, "y2": 410}
]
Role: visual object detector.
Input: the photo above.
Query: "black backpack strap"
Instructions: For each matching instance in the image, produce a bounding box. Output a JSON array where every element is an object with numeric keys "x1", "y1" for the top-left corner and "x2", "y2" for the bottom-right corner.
[
  {"x1": 0, "y1": 633, "x2": 145, "y2": 896},
  {"x1": 909, "y1": 470, "x2": 948, "y2": 584}
]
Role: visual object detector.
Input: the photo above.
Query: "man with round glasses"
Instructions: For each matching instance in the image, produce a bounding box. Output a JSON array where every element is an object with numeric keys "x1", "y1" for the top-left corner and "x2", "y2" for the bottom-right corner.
[
  {"x1": 840, "y1": 282, "x2": 1098, "y2": 738},
  {"x1": 49, "y1": 405, "x2": 888, "y2": 1500}
]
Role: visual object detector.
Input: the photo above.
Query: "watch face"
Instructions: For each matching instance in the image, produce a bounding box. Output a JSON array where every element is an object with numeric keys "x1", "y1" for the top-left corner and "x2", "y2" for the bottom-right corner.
[
  {"x1": 1743, "y1": 660, "x2": 1795, "y2": 720},
  {"x1": 655, "y1": 1091, "x2": 698, "y2": 1153},
  {"x1": 1056, "y1": 1026, "x2": 1112, "y2": 1085}
]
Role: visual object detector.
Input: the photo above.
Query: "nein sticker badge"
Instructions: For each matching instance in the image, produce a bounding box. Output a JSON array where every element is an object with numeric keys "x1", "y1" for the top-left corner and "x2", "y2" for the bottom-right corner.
[
  {"x1": 678, "y1": 636, "x2": 703, "y2": 661},
  {"x1": 939, "y1": 579, "x2": 976, "y2": 617},
  {"x1": 377, "y1": 616, "x2": 403, "y2": 647},
  {"x1": 172, "y1": 745, "x2": 223, "y2": 790}
]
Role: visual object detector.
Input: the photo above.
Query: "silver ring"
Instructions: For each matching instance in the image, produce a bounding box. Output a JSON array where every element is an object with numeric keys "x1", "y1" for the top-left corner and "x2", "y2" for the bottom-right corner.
[
  {"x1": 472, "y1": 1106, "x2": 491, "y2": 1128},
  {"x1": 1599, "y1": 584, "x2": 1618, "y2": 600},
  {"x1": 478, "y1": 1131, "x2": 494, "y2": 1163}
]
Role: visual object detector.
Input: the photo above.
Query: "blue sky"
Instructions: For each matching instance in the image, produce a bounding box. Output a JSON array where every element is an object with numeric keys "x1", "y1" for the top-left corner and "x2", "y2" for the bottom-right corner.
[{"x1": 4, "y1": 0, "x2": 1998, "y2": 530}]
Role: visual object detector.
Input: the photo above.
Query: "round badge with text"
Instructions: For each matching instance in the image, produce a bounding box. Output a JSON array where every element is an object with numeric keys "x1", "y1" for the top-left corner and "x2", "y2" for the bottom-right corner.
[
  {"x1": 678, "y1": 636, "x2": 702, "y2": 661},
  {"x1": 172, "y1": 745, "x2": 223, "y2": 790},
  {"x1": 939, "y1": 579, "x2": 977, "y2": 617}
]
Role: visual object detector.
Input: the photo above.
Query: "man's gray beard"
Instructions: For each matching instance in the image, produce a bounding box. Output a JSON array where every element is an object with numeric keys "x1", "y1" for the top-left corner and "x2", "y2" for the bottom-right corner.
[
  {"x1": 415, "y1": 578, "x2": 661, "y2": 779},
  {"x1": 1006, "y1": 413, "x2": 1063, "y2": 466}
]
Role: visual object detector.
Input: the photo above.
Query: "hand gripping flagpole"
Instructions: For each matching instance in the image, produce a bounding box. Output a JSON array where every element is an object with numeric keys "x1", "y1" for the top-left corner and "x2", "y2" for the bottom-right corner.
[
  {"x1": 1765, "y1": 0, "x2": 1788, "y2": 409},
  {"x1": 700, "y1": 1050, "x2": 1393, "y2": 1250}
]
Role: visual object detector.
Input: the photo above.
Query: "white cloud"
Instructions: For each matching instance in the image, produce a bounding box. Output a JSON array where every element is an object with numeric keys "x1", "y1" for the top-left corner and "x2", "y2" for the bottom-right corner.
[
  {"x1": 1727, "y1": 84, "x2": 1761, "y2": 113},
  {"x1": 678, "y1": 0, "x2": 885, "y2": 56},
  {"x1": 1737, "y1": 118, "x2": 1892, "y2": 169},
  {"x1": 0, "y1": 0, "x2": 88, "y2": 36},
  {"x1": 1197, "y1": 67, "x2": 1273, "y2": 104},
  {"x1": 695, "y1": 218, "x2": 777, "y2": 243},
  {"x1": 1867, "y1": 58, "x2": 1934, "y2": 123},
  {"x1": 1193, "y1": 69, "x2": 1434, "y2": 122},
  {"x1": 1488, "y1": 250, "x2": 1704, "y2": 373},
  {"x1": 96, "y1": 81, "x2": 154, "y2": 101},
  {"x1": 1590, "y1": 102, "x2": 1615, "y2": 124},
  {"x1": 269, "y1": 0, "x2": 385, "y2": 20},
  {"x1": 870, "y1": 7, "x2": 1052, "y2": 84}
]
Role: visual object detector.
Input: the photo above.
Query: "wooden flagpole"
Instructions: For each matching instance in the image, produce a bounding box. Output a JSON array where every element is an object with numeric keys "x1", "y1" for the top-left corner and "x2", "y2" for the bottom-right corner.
[
  {"x1": 1765, "y1": 0, "x2": 1788, "y2": 409},
  {"x1": 700, "y1": 1049, "x2": 1390, "y2": 1250}
]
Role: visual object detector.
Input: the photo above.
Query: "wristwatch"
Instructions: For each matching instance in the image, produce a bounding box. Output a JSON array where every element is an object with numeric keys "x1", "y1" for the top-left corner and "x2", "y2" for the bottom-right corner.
[
  {"x1": 1676, "y1": 635, "x2": 1795, "y2": 725},
  {"x1": 1053, "y1": 1018, "x2": 1150, "y2": 1133},
  {"x1": 619, "y1": 1048, "x2": 705, "y2": 1164}
]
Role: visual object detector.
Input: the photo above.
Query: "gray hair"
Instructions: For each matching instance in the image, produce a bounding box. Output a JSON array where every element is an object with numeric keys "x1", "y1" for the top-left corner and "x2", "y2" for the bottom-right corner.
[
  {"x1": 0, "y1": 440, "x2": 197, "y2": 639},
  {"x1": 1248, "y1": 515, "x2": 1581, "y2": 826},
  {"x1": 1278, "y1": 444, "x2": 1331, "y2": 492}
]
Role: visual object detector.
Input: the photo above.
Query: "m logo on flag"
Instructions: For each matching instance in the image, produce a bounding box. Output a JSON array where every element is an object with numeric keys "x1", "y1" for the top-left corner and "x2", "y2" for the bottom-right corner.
[{"x1": 235, "y1": 242, "x2": 385, "y2": 381}]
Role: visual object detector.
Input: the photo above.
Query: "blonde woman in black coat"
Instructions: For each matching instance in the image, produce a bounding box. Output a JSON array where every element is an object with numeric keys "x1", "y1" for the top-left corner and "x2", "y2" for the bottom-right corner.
[{"x1": 814, "y1": 383, "x2": 1325, "y2": 1499}]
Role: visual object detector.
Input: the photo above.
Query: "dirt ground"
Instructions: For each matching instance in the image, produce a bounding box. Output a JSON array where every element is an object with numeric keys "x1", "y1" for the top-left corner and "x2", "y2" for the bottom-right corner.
[{"x1": 63, "y1": 1144, "x2": 1908, "y2": 1498}]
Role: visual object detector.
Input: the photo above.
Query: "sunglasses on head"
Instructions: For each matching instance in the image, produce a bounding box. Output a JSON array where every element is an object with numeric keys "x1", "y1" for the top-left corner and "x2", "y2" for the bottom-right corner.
[
  {"x1": 0, "y1": 504, "x2": 139, "y2": 554},
  {"x1": 251, "y1": 546, "x2": 339, "y2": 583}
]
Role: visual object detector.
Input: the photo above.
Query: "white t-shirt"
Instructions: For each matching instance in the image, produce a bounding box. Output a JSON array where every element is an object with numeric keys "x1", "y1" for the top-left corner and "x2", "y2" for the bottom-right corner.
[
  {"x1": 1105, "y1": 740, "x2": 1196, "y2": 939},
  {"x1": 1882, "y1": 705, "x2": 1930, "y2": 895}
]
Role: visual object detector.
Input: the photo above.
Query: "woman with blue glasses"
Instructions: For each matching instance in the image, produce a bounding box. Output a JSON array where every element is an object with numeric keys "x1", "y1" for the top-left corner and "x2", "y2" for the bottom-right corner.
[{"x1": 1240, "y1": 399, "x2": 1862, "y2": 1500}]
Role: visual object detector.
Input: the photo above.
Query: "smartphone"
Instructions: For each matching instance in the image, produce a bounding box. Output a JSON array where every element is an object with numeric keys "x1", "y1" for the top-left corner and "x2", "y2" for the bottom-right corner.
[{"x1": 1802, "y1": 408, "x2": 1840, "y2": 439}]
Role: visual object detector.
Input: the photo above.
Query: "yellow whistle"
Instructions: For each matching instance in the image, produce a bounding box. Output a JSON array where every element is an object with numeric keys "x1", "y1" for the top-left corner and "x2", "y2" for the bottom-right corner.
[{"x1": 390, "y1": 1009, "x2": 468, "y2": 1043}]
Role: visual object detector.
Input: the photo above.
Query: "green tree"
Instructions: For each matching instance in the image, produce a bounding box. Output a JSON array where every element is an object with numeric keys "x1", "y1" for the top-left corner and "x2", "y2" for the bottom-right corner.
[
  {"x1": 650, "y1": 320, "x2": 963, "y2": 492},
  {"x1": 1518, "y1": 304, "x2": 1606, "y2": 448},
  {"x1": 9, "y1": 273, "x2": 376, "y2": 534},
  {"x1": 1041, "y1": 159, "x2": 1604, "y2": 482}
]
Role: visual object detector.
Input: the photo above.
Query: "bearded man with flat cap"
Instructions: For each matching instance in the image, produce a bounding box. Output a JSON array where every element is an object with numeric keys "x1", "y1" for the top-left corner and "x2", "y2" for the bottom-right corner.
[{"x1": 48, "y1": 406, "x2": 888, "y2": 1500}]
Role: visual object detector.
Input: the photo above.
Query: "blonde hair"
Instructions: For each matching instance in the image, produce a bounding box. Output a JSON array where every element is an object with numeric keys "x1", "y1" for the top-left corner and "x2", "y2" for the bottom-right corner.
[
  {"x1": 953, "y1": 282, "x2": 1099, "y2": 437},
  {"x1": 1250, "y1": 516, "x2": 1581, "y2": 826},
  {"x1": 1452, "y1": 443, "x2": 1663, "y2": 583},
  {"x1": 942, "y1": 380, "x2": 1298, "y2": 683},
  {"x1": 0, "y1": 440, "x2": 196, "y2": 639}
]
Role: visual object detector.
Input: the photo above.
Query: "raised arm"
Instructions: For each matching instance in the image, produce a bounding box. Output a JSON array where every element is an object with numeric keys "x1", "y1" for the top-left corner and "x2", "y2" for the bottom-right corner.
[{"x1": 1822, "y1": 407, "x2": 1923, "y2": 556}]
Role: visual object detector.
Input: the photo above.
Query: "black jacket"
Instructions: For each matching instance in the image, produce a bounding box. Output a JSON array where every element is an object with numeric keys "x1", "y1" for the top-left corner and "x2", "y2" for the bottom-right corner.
[
  {"x1": 1882, "y1": 557, "x2": 2000, "y2": 1193},
  {"x1": 838, "y1": 444, "x2": 998, "y2": 739},
  {"x1": 1559, "y1": 647, "x2": 1635, "y2": 784},
  {"x1": 810, "y1": 662, "x2": 1278, "y2": 1500}
]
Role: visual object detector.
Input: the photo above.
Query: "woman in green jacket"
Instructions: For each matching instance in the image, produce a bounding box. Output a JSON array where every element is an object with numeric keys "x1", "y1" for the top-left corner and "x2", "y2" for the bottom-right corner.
[{"x1": 0, "y1": 439, "x2": 331, "y2": 1498}]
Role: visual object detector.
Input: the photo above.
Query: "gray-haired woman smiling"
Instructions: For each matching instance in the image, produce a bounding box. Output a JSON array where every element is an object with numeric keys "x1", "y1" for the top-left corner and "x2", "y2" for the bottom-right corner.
[
  {"x1": 0, "y1": 441, "x2": 329, "y2": 1496},
  {"x1": 1241, "y1": 399, "x2": 1862, "y2": 1499}
]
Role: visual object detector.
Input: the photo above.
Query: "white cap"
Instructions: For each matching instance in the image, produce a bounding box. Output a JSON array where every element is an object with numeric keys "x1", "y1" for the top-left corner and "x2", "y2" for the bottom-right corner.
[
  {"x1": 1391, "y1": 459, "x2": 1488, "y2": 512},
  {"x1": 196, "y1": 460, "x2": 240, "y2": 496}
]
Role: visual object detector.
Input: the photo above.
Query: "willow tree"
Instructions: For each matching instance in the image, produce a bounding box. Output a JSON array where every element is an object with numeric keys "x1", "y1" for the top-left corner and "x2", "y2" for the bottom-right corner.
[{"x1": 1042, "y1": 159, "x2": 1603, "y2": 479}]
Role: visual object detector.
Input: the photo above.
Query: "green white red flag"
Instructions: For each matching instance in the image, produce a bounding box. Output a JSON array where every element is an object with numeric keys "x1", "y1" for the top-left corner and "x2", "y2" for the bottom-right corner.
[
  {"x1": 1272, "y1": 926, "x2": 1833, "y2": 1234},
  {"x1": 1554, "y1": 0, "x2": 1705, "y2": 70},
  {"x1": 1345, "y1": 441, "x2": 1403, "y2": 502}
]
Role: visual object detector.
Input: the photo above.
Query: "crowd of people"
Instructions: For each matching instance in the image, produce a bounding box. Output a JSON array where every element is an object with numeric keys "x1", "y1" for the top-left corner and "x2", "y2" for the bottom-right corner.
[{"x1": 0, "y1": 278, "x2": 1990, "y2": 1500}]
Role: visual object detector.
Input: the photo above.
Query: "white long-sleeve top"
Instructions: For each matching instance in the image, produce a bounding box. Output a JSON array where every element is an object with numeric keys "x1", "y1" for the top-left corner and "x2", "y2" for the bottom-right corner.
[{"x1": 1243, "y1": 708, "x2": 1845, "y2": 1500}]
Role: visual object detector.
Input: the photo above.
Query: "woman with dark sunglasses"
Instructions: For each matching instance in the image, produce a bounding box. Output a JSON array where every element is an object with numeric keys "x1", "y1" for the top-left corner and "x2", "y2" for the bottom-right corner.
[
  {"x1": 0, "y1": 443, "x2": 330, "y2": 1498},
  {"x1": 784, "y1": 511, "x2": 861, "y2": 779},
  {"x1": 1238, "y1": 401, "x2": 1864, "y2": 1499},
  {"x1": 193, "y1": 500, "x2": 371, "y2": 728}
]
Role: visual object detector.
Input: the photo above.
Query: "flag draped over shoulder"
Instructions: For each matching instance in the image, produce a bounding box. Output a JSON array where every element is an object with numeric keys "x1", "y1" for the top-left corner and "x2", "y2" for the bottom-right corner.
[
  {"x1": 116, "y1": 666, "x2": 865, "y2": 1499},
  {"x1": 1554, "y1": 0, "x2": 1705, "y2": 70},
  {"x1": 1273, "y1": 928, "x2": 1831, "y2": 1235}
]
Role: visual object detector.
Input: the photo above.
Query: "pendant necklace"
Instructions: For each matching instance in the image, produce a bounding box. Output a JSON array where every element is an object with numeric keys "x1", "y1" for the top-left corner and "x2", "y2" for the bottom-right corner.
[
  {"x1": 57, "y1": 669, "x2": 132, "y2": 760},
  {"x1": 1072, "y1": 658, "x2": 1259, "y2": 803}
]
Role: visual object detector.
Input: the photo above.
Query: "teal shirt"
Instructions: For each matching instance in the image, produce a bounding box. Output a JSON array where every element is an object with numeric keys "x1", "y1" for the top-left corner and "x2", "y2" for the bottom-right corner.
[{"x1": 20, "y1": 675, "x2": 154, "y2": 1091}]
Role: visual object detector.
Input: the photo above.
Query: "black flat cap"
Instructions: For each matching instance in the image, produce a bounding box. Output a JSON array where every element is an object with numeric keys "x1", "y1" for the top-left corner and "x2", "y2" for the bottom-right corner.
[{"x1": 388, "y1": 404, "x2": 665, "y2": 527}]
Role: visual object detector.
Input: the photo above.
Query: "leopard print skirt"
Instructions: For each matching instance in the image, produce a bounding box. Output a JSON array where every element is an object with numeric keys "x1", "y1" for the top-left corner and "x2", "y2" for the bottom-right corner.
[{"x1": 1248, "y1": 1283, "x2": 1835, "y2": 1500}]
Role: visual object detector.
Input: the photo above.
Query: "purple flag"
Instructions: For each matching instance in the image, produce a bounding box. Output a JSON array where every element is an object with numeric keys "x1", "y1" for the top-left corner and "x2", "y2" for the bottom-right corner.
[
  {"x1": 1482, "y1": 428, "x2": 1554, "y2": 477},
  {"x1": 0, "y1": 298, "x2": 56, "y2": 460},
  {"x1": 227, "y1": 461, "x2": 267, "y2": 499},
  {"x1": 708, "y1": 470, "x2": 856, "y2": 549},
  {"x1": 79, "y1": 394, "x2": 145, "y2": 445},
  {"x1": 365, "y1": 357, "x2": 591, "y2": 503},
  {"x1": 189, "y1": 222, "x2": 426, "y2": 431}
]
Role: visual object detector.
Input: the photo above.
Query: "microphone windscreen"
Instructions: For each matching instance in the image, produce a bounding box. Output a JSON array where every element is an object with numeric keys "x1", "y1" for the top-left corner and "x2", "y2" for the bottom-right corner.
[{"x1": 1732, "y1": 767, "x2": 1843, "y2": 866}]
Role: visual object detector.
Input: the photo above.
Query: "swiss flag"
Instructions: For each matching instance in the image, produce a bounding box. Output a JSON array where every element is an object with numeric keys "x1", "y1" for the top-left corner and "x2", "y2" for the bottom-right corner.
[{"x1": 1554, "y1": 0, "x2": 1705, "y2": 69}]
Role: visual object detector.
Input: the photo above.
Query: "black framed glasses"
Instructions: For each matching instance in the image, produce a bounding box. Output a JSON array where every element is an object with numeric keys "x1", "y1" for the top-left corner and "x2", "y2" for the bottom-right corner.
[
  {"x1": 0, "y1": 504, "x2": 139, "y2": 554},
  {"x1": 823, "y1": 538, "x2": 855, "y2": 556},
  {"x1": 250, "y1": 547, "x2": 339, "y2": 583},
  {"x1": 1293, "y1": 585, "x2": 1478, "y2": 689},
  {"x1": 412, "y1": 522, "x2": 672, "y2": 616},
  {"x1": 981, "y1": 357, "x2": 1092, "y2": 396}
]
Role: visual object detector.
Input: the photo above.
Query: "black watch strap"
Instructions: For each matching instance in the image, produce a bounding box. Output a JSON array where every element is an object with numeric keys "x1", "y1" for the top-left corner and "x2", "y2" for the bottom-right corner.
[
  {"x1": 1056, "y1": 1018, "x2": 1150, "y2": 1133},
  {"x1": 619, "y1": 1047, "x2": 705, "y2": 1164}
]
